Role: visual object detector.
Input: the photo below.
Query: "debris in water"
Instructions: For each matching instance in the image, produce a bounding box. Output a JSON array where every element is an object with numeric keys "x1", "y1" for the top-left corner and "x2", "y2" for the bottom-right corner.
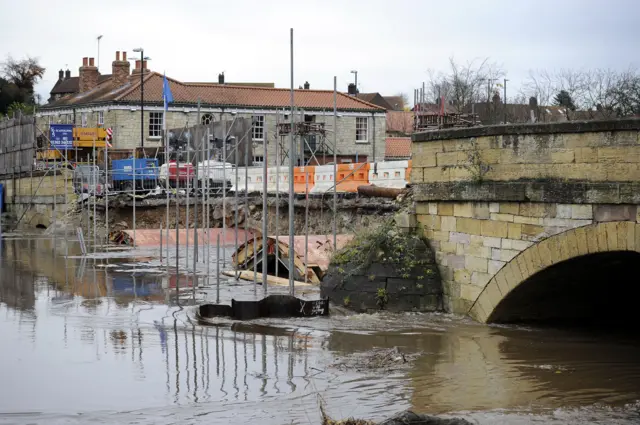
[{"x1": 330, "y1": 347, "x2": 421, "y2": 372}]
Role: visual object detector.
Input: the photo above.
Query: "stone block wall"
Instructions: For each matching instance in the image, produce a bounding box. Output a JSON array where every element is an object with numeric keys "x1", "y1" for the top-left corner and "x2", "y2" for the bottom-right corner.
[
  {"x1": 37, "y1": 109, "x2": 386, "y2": 165},
  {"x1": 416, "y1": 200, "x2": 640, "y2": 314},
  {"x1": 411, "y1": 119, "x2": 640, "y2": 185}
]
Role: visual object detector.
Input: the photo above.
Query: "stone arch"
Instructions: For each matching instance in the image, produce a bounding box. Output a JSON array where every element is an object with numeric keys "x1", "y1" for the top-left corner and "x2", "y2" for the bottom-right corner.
[
  {"x1": 469, "y1": 221, "x2": 640, "y2": 323},
  {"x1": 28, "y1": 212, "x2": 51, "y2": 229}
]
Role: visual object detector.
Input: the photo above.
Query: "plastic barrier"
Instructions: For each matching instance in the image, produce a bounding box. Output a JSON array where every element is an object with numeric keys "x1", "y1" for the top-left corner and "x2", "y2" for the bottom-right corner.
[
  {"x1": 309, "y1": 164, "x2": 335, "y2": 194},
  {"x1": 245, "y1": 167, "x2": 264, "y2": 193},
  {"x1": 336, "y1": 162, "x2": 370, "y2": 193},
  {"x1": 266, "y1": 166, "x2": 290, "y2": 194},
  {"x1": 293, "y1": 166, "x2": 315, "y2": 194},
  {"x1": 368, "y1": 160, "x2": 410, "y2": 189}
]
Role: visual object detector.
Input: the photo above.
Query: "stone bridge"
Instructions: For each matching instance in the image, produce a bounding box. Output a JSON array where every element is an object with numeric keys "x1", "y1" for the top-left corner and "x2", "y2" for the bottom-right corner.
[{"x1": 411, "y1": 119, "x2": 640, "y2": 324}]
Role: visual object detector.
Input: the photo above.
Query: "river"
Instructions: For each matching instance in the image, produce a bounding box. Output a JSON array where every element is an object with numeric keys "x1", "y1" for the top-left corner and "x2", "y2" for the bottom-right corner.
[{"x1": 0, "y1": 236, "x2": 639, "y2": 424}]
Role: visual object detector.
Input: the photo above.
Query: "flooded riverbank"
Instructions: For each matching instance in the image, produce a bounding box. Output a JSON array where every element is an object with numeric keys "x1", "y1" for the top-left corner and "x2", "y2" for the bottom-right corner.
[{"x1": 0, "y1": 236, "x2": 639, "y2": 424}]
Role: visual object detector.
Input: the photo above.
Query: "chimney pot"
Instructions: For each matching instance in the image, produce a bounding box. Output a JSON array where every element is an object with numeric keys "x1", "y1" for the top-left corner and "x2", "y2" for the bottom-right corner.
[
  {"x1": 218, "y1": 72, "x2": 225, "y2": 84},
  {"x1": 141, "y1": 60, "x2": 147, "y2": 70},
  {"x1": 304, "y1": 81, "x2": 310, "y2": 90},
  {"x1": 83, "y1": 57, "x2": 88, "y2": 67},
  {"x1": 89, "y1": 57, "x2": 95, "y2": 67},
  {"x1": 116, "y1": 51, "x2": 120, "y2": 61},
  {"x1": 123, "y1": 51, "x2": 127, "y2": 61},
  {"x1": 65, "y1": 69, "x2": 71, "y2": 79},
  {"x1": 135, "y1": 60, "x2": 141, "y2": 69},
  {"x1": 58, "y1": 69, "x2": 64, "y2": 81}
]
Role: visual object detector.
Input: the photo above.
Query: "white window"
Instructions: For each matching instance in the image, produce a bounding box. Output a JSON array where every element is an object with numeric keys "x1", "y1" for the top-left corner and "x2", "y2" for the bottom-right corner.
[
  {"x1": 81, "y1": 112, "x2": 87, "y2": 127},
  {"x1": 97, "y1": 111, "x2": 104, "y2": 126},
  {"x1": 356, "y1": 117, "x2": 368, "y2": 142},
  {"x1": 252, "y1": 115, "x2": 265, "y2": 141},
  {"x1": 149, "y1": 112, "x2": 163, "y2": 137}
]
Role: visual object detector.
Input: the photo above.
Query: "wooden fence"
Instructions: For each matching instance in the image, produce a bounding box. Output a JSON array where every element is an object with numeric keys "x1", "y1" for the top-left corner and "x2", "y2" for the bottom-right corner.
[{"x1": 0, "y1": 115, "x2": 36, "y2": 177}]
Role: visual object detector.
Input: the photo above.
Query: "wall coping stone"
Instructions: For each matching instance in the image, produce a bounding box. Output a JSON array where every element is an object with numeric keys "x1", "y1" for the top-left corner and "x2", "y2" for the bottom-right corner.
[
  {"x1": 412, "y1": 118, "x2": 640, "y2": 143},
  {"x1": 413, "y1": 179, "x2": 640, "y2": 204}
]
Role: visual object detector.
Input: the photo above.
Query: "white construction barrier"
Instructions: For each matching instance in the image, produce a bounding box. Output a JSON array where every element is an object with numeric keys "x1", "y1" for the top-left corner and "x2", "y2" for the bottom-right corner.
[
  {"x1": 368, "y1": 160, "x2": 410, "y2": 189},
  {"x1": 310, "y1": 164, "x2": 335, "y2": 195}
]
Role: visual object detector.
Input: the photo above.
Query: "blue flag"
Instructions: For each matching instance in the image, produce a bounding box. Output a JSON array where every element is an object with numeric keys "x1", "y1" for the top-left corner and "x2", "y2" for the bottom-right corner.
[{"x1": 163, "y1": 73, "x2": 174, "y2": 110}]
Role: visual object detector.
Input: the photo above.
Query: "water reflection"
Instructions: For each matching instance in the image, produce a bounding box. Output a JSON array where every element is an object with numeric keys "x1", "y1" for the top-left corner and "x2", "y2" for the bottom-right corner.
[{"x1": 0, "y1": 238, "x2": 639, "y2": 424}]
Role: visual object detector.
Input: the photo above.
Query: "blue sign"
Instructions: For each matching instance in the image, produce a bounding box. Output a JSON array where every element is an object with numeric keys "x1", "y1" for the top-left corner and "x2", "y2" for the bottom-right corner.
[{"x1": 49, "y1": 124, "x2": 74, "y2": 149}]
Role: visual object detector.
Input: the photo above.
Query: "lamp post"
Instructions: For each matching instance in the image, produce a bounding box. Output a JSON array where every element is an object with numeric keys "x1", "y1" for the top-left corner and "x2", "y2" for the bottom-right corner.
[
  {"x1": 350, "y1": 70, "x2": 358, "y2": 94},
  {"x1": 132, "y1": 48, "x2": 146, "y2": 148}
]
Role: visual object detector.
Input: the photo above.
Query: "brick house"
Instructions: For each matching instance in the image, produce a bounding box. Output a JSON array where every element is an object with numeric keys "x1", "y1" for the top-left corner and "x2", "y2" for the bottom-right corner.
[{"x1": 37, "y1": 52, "x2": 386, "y2": 165}]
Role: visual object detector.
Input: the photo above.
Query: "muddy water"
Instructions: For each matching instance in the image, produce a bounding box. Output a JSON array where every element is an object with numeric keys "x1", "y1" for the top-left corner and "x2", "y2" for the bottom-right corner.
[{"x1": 0, "y1": 237, "x2": 639, "y2": 424}]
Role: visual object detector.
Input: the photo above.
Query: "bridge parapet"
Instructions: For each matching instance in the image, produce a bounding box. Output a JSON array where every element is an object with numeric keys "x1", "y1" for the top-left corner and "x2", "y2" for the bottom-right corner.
[{"x1": 411, "y1": 119, "x2": 640, "y2": 320}]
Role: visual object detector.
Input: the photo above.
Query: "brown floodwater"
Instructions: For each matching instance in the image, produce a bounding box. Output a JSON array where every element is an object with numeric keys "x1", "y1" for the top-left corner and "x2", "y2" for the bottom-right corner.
[{"x1": 0, "y1": 236, "x2": 639, "y2": 424}]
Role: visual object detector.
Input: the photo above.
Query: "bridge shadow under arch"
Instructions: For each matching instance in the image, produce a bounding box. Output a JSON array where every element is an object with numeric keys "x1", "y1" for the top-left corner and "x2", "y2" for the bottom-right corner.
[{"x1": 469, "y1": 221, "x2": 640, "y2": 325}]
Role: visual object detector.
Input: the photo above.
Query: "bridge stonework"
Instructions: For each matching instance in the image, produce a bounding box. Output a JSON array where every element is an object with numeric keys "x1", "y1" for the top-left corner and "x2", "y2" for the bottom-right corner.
[{"x1": 411, "y1": 119, "x2": 640, "y2": 322}]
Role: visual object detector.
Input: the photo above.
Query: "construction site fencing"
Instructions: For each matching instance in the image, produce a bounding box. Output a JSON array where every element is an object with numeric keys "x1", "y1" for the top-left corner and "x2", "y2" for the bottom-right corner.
[{"x1": 0, "y1": 115, "x2": 36, "y2": 177}]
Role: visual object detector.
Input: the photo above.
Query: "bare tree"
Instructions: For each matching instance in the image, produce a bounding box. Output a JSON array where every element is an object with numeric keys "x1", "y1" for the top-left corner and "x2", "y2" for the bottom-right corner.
[
  {"x1": 1, "y1": 55, "x2": 45, "y2": 105},
  {"x1": 424, "y1": 57, "x2": 504, "y2": 114}
]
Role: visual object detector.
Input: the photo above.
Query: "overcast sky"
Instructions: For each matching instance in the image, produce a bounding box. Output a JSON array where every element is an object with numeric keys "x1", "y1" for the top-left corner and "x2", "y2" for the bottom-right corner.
[{"x1": 1, "y1": 0, "x2": 638, "y2": 104}]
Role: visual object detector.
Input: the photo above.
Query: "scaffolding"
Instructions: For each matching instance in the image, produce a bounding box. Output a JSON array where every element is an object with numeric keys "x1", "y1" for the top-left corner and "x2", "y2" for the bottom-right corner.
[{"x1": 276, "y1": 121, "x2": 336, "y2": 166}]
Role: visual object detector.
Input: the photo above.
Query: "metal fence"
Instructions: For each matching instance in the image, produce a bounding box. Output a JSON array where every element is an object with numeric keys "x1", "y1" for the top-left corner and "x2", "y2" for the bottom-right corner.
[{"x1": 0, "y1": 114, "x2": 36, "y2": 177}]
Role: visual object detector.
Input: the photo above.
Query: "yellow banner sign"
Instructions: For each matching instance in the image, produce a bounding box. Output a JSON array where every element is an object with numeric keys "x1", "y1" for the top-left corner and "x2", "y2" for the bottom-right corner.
[{"x1": 73, "y1": 128, "x2": 107, "y2": 141}]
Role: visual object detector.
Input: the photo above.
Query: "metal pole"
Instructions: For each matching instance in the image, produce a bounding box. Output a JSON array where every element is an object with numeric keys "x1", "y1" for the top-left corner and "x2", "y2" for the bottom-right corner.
[
  {"x1": 93, "y1": 139, "x2": 97, "y2": 252},
  {"x1": 194, "y1": 99, "x2": 200, "y2": 264},
  {"x1": 332, "y1": 76, "x2": 337, "y2": 251},
  {"x1": 262, "y1": 132, "x2": 268, "y2": 295},
  {"x1": 244, "y1": 120, "x2": 249, "y2": 276},
  {"x1": 160, "y1": 222, "x2": 163, "y2": 262},
  {"x1": 104, "y1": 136, "x2": 109, "y2": 246},
  {"x1": 202, "y1": 130, "x2": 207, "y2": 262},
  {"x1": 288, "y1": 28, "x2": 296, "y2": 296},
  {"x1": 175, "y1": 170, "x2": 180, "y2": 296},
  {"x1": 53, "y1": 154, "x2": 57, "y2": 252},
  {"x1": 206, "y1": 128, "x2": 211, "y2": 275},
  {"x1": 274, "y1": 109, "x2": 280, "y2": 279},
  {"x1": 140, "y1": 49, "x2": 144, "y2": 148},
  {"x1": 216, "y1": 233, "x2": 220, "y2": 304},
  {"x1": 132, "y1": 148, "x2": 136, "y2": 248},
  {"x1": 234, "y1": 133, "x2": 239, "y2": 279},
  {"x1": 186, "y1": 148, "x2": 190, "y2": 273},
  {"x1": 304, "y1": 170, "x2": 309, "y2": 284},
  {"x1": 86, "y1": 154, "x2": 90, "y2": 240},
  {"x1": 165, "y1": 127, "x2": 170, "y2": 273},
  {"x1": 253, "y1": 232, "x2": 257, "y2": 289},
  {"x1": 193, "y1": 157, "x2": 199, "y2": 266},
  {"x1": 222, "y1": 120, "x2": 227, "y2": 266}
]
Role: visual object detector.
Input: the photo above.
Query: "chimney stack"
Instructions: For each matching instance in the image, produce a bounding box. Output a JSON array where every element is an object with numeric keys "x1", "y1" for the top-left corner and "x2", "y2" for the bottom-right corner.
[
  {"x1": 58, "y1": 69, "x2": 64, "y2": 81},
  {"x1": 303, "y1": 81, "x2": 310, "y2": 90},
  {"x1": 112, "y1": 51, "x2": 131, "y2": 87},
  {"x1": 132, "y1": 58, "x2": 149, "y2": 75},
  {"x1": 218, "y1": 72, "x2": 225, "y2": 84},
  {"x1": 347, "y1": 83, "x2": 357, "y2": 96},
  {"x1": 79, "y1": 57, "x2": 99, "y2": 93},
  {"x1": 65, "y1": 69, "x2": 71, "y2": 79}
]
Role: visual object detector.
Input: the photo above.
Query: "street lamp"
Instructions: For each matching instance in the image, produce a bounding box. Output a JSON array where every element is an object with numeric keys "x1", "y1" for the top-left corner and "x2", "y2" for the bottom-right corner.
[
  {"x1": 132, "y1": 48, "x2": 146, "y2": 148},
  {"x1": 350, "y1": 70, "x2": 358, "y2": 95}
]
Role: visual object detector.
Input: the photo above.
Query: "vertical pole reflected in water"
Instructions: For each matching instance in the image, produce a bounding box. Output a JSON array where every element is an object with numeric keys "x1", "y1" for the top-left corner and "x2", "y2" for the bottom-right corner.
[
  {"x1": 173, "y1": 317, "x2": 180, "y2": 403},
  {"x1": 220, "y1": 328, "x2": 227, "y2": 398},
  {"x1": 287, "y1": 332, "x2": 296, "y2": 392},
  {"x1": 215, "y1": 327, "x2": 220, "y2": 377},
  {"x1": 243, "y1": 332, "x2": 248, "y2": 401},
  {"x1": 192, "y1": 325, "x2": 198, "y2": 402},
  {"x1": 260, "y1": 333, "x2": 267, "y2": 396},
  {"x1": 184, "y1": 328, "x2": 191, "y2": 395},
  {"x1": 164, "y1": 318, "x2": 170, "y2": 396},
  {"x1": 205, "y1": 327, "x2": 211, "y2": 398},
  {"x1": 233, "y1": 330, "x2": 239, "y2": 399},
  {"x1": 273, "y1": 335, "x2": 279, "y2": 393}
]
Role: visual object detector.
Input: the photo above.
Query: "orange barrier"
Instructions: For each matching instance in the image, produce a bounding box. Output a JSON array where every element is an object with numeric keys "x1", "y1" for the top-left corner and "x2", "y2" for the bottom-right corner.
[
  {"x1": 336, "y1": 162, "x2": 371, "y2": 193},
  {"x1": 293, "y1": 166, "x2": 315, "y2": 194}
]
